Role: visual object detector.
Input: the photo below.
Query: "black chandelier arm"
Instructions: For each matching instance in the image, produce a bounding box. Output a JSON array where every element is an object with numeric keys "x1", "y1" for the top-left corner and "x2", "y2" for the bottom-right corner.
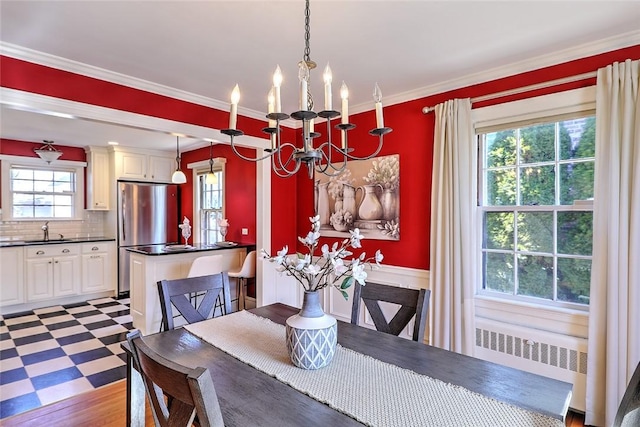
[
  {"x1": 339, "y1": 128, "x2": 391, "y2": 161},
  {"x1": 225, "y1": 131, "x2": 279, "y2": 163},
  {"x1": 271, "y1": 150, "x2": 303, "y2": 177}
]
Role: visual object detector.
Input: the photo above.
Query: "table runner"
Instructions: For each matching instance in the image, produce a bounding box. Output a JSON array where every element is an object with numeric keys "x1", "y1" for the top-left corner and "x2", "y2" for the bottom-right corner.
[{"x1": 184, "y1": 311, "x2": 564, "y2": 427}]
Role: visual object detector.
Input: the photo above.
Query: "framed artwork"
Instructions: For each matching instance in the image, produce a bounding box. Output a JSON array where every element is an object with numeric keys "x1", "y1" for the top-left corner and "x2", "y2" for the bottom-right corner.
[{"x1": 315, "y1": 154, "x2": 399, "y2": 241}]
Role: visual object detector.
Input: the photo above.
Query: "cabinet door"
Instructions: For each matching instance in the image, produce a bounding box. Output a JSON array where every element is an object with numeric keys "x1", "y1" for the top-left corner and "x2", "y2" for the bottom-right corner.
[
  {"x1": 0, "y1": 248, "x2": 24, "y2": 306},
  {"x1": 120, "y1": 152, "x2": 148, "y2": 180},
  {"x1": 87, "y1": 148, "x2": 111, "y2": 210},
  {"x1": 53, "y1": 255, "x2": 80, "y2": 297},
  {"x1": 26, "y1": 258, "x2": 54, "y2": 301},
  {"x1": 82, "y1": 253, "x2": 112, "y2": 293},
  {"x1": 149, "y1": 155, "x2": 175, "y2": 182}
]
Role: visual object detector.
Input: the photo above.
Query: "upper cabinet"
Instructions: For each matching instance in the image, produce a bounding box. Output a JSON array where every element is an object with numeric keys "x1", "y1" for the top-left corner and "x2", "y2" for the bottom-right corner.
[
  {"x1": 111, "y1": 147, "x2": 175, "y2": 183},
  {"x1": 85, "y1": 146, "x2": 111, "y2": 210}
]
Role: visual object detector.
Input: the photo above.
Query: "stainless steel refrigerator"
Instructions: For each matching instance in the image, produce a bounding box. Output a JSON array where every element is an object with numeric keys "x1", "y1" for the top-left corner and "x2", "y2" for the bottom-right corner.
[{"x1": 117, "y1": 181, "x2": 180, "y2": 296}]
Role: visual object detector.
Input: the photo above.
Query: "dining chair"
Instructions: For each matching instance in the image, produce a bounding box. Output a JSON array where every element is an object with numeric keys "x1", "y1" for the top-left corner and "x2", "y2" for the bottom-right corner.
[
  {"x1": 157, "y1": 272, "x2": 232, "y2": 331},
  {"x1": 228, "y1": 250, "x2": 256, "y2": 311},
  {"x1": 613, "y1": 360, "x2": 640, "y2": 427},
  {"x1": 351, "y1": 281, "x2": 430, "y2": 342},
  {"x1": 126, "y1": 330, "x2": 225, "y2": 427}
]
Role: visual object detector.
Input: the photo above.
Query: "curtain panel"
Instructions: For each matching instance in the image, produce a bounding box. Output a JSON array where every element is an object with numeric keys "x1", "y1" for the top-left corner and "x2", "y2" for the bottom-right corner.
[
  {"x1": 429, "y1": 98, "x2": 477, "y2": 355},
  {"x1": 586, "y1": 58, "x2": 640, "y2": 427}
]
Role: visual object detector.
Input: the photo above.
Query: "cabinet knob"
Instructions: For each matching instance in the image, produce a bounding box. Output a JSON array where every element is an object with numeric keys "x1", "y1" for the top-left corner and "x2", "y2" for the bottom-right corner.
[
  {"x1": 48, "y1": 261, "x2": 52, "y2": 264},
  {"x1": 55, "y1": 260, "x2": 59, "y2": 263},
  {"x1": 92, "y1": 246, "x2": 99, "y2": 251},
  {"x1": 62, "y1": 249, "x2": 70, "y2": 253},
  {"x1": 37, "y1": 250, "x2": 45, "y2": 255}
]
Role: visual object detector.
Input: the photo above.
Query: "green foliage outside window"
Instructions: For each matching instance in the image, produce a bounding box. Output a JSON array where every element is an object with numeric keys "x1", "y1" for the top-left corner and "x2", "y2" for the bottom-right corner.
[{"x1": 481, "y1": 116, "x2": 594, "y2": 306}]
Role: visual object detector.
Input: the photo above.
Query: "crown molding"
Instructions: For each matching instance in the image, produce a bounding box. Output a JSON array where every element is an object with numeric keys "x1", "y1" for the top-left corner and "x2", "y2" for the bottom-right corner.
[
  {"x1": 3, "y1": 29, "x2": 639, "y2": 119},
  {"x1": 375, "y1": 29, "x2": 640, "y2": 111}
]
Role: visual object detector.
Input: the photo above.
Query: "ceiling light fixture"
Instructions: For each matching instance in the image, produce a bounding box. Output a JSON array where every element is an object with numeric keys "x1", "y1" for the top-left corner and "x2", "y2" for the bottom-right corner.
[
  {"x1": 34, "y1": 140, "x2": 63, "y2": 163},
  {"x1": 221, "y1": 0, "x2": 392, "y2": 178},
  {"x1": 171, "y1": 135, "x2": 187, "y2": 184},
  {"x1": 205, "y1": 140, "x2": 218, "y2": 185}
]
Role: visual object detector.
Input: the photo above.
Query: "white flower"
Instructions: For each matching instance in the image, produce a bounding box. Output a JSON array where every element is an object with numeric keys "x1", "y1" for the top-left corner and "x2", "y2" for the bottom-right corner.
[
  {"x1": 351, "y1": 261, "x2": 368, "y2": 285},
  {"x1": 260, "y1": 217, "x2": 383, "y2": 299},
  {"x1": 218, "y1": 218, "x2": 229, "y2": 227},
  {"x1": 349, "y1": 228, "x2": 364, "y2": 248}
]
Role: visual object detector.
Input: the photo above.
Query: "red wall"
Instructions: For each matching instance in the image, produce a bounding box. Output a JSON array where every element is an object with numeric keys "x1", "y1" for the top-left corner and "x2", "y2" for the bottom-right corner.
[{"x1": 2, "y1": 45, "x2": 639, "y2": 269}]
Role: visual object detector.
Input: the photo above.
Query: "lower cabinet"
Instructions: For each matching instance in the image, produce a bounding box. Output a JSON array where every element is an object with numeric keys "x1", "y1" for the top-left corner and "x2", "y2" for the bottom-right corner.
[
  {"x1": 1, "y1": 241, "x2": 116, "y2": 311},
  {"x1": 81, "y1": 242, "x2": 115, "y2": 293},
  {"x1": 25, "y1": 245, "x2": 81, "y2": 301},
  {"x1": 0, "y1": 247, "x2": 24, "y2": 306}
]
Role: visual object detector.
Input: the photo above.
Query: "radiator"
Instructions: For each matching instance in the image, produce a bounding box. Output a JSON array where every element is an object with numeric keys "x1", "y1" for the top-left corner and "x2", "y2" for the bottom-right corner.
[{"x1": 474, "y1": 318, "x2": 587, "y2": 412}]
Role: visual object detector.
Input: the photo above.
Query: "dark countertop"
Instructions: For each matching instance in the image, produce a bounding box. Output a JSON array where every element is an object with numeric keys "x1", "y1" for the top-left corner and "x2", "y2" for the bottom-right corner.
[
  {"x1": 126, "y1": 242, "x2": 255, "y2": 256},
  {"x1": 0, "y1": 236, "x2": 116, "y2": 248}
]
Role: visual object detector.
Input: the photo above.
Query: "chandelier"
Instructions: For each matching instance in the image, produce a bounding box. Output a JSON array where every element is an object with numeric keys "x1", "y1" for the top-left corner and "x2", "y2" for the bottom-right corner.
[{"x1": 221, "y1": 0, "x2": 392, "y2": 178}]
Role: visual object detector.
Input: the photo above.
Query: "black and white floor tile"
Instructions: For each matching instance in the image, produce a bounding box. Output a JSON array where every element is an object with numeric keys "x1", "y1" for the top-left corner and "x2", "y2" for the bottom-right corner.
[{"x1": 0, "y1": 297, "x2": 133, "y2": 420}]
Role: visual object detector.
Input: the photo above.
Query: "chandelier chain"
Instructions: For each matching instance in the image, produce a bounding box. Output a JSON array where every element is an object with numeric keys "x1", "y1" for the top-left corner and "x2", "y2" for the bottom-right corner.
[{"x1": 303, "y1": 0, "x2": 313, "y2": 111}]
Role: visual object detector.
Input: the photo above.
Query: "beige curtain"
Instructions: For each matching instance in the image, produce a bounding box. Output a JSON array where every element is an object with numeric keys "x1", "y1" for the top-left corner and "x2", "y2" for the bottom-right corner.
[
  {"x1": 585, "y1": 59, "x2": 640, "y2": 426},
  {"x1": 429, "y1": 98, "x2": 477, "y2": 355}
]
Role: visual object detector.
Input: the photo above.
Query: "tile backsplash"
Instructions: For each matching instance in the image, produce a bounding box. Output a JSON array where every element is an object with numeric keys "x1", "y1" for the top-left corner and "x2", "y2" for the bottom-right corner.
[{"x1": 0, "y1": 211, "x2": 110, "y2": 242}]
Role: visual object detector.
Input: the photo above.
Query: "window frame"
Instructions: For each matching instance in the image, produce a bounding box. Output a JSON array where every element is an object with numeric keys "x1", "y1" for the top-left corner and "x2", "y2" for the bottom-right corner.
[
  {"x1": 473, "y1": 87, "x2": 596, "y2": 313},
  {"x1": 188, "y1": 157, "x2": 227, "y2": 245},
  {"x1": 0, "y1": 155, "x2": 86, "y2": 221}
]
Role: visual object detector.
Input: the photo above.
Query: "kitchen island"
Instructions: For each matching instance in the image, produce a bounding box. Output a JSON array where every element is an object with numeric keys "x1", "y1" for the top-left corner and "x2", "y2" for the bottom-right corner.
[{"x1": 128, "y1": 243, "x2": 255, "y2": 335}]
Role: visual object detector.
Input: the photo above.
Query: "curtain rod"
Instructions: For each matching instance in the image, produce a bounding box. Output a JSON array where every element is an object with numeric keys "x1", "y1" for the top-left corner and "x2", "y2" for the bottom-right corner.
[{"x1": 421, "y1": 71, "x2": 597, "y2": 114}]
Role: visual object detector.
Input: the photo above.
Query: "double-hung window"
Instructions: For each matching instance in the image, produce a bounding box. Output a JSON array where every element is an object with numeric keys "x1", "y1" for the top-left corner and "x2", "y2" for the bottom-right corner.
[
  {"x1": 2, "y1": 158, "x2": 85, "y2": 220},
  {"x1": 190, "y1": 157, "x2": 226, "y2": 245},
  {"x1": 479, "y1": 114, "x2": 594, "y2": 307}
]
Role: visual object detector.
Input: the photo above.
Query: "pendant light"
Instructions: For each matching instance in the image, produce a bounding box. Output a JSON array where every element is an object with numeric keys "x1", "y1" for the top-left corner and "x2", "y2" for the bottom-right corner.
[
  {"x1": 205, "y1": 140, "x2": 218, "y2": 185},
  {"x1": 171, "y1": 135, "x2": 187, "y2": 184},
  {"x1": 34, "y1": 140, "x2": 63, "y2": 163}
]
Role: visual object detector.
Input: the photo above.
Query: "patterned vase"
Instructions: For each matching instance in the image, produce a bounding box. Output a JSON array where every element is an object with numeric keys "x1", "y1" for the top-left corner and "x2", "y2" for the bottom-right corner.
[{"x1": 285, "y1": 290, "x2": 337, "y2": 370}]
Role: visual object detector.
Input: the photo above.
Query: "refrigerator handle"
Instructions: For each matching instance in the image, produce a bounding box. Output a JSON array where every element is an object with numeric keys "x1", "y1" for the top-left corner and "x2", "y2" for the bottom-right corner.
[{"x1": 121, "y1": 188, "x2": 126, "y2": 241}]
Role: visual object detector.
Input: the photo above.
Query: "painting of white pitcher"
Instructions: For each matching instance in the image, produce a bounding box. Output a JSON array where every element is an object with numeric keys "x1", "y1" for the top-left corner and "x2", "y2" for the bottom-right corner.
[{"x1": 314, "y1": 154, "x2": 399, "y2": 241}]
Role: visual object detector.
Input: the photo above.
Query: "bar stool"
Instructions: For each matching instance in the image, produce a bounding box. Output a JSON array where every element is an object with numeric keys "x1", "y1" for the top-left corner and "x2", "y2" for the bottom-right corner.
[
  {"x1": 228, "y1": 251, "x2": 256, "y2": 311},
  {"x1": 187, "y1": 254, "x2": 225, "y2": 317}
]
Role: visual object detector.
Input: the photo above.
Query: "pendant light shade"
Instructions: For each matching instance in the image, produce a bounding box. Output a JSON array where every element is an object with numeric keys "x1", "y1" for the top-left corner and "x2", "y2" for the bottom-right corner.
[
  {"x1": 34, "y1": 140, "x2": 63, "y2": 163},
  {"x1": 171, "y1": 135, "x2": 187, "y2": 184},
  {"x1": 205, "y1": 140, "x2": 218, "y2": 185}
]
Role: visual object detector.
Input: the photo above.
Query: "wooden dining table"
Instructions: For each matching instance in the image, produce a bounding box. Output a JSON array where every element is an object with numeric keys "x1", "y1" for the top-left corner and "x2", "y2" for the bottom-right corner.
[{"x1": 123, "y1": 303, "x2": 572, "y2": 426}]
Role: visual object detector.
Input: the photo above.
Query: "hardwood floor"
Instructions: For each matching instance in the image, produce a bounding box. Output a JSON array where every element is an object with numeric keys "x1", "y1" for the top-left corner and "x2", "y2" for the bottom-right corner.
[
  {"x1": 0, "y1": 379, "x2": 154, "y2": 427},
  {"x1": 0, "y1": 377, "x2": 587, "y2": 426}
]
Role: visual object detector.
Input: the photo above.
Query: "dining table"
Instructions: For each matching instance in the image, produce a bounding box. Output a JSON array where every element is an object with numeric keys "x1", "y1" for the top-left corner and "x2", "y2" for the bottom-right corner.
[{"x1": 123, "y1": 303, "x2": 572, "y2": 427}]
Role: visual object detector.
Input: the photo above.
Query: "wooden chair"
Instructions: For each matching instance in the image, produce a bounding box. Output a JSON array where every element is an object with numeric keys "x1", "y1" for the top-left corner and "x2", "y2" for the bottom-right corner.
[
  {"x1": 157, "y1": 273, "x2": 232, "y2": 332},
  {"x1": 126, "y1": 330, "x2": 224, "y2": 427},
  {"x1": 351, "y1": 281, "x2": 430, "y2": 342},
  {"x1": 614, "y1": 360, "x2": 640, "y2": 427}
]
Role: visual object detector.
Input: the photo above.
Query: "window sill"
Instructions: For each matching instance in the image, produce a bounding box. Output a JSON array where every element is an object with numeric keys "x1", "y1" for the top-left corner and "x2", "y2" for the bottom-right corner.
[{"x1": 474, "y1": 294, "x2": 589, "y2": 338}]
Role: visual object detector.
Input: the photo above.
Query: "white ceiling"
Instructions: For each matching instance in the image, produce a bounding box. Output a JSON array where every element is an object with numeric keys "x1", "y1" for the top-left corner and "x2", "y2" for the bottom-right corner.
[{"x1": 1, "y1": 0, "x2": 640, "y2": 152}]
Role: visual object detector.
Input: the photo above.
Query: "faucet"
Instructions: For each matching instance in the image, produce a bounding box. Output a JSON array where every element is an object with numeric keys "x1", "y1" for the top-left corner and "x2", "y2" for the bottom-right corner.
[{"x1": 42, "y1": 221, "x2": 49, "y2": 241}]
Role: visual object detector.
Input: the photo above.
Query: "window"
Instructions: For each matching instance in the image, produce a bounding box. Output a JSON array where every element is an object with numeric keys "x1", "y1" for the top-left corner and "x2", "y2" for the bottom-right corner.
[
  {"x1": 479, "y1": 115, "x2": 594, "y2": 307},
  {"x1": 2, "y1": 159, "x2": 83, "y2": 220},
  {"x1": 197, "y1": 170, "x2": 225, "y2": 245}
]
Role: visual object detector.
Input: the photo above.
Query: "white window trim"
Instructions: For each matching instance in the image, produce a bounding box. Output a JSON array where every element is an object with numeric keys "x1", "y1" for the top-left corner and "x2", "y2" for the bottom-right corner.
[
  {"x1": 472, "y1": 87, "x2": 595, "y2": 331},
  {"x1": 187, "y1": 157, "x2": 227, "y2": 244},
  {"x1": 0, "y1": 155, "x2": 87, "y2": 221}
]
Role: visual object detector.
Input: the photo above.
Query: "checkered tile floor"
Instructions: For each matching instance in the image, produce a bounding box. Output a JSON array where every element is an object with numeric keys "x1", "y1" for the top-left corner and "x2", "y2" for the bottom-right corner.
[{"x1": 0, "y1": 297, "x2": 133, "y2": 420}]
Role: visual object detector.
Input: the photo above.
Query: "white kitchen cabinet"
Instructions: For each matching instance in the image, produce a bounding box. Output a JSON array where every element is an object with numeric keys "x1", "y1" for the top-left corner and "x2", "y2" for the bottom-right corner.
[
  {"x1": 25, "y1": 245, "x2": 80, "y2": 301},
  {"x1": 85, "y1": 146, "x2": 111, "y2": 210},
  {"x1": 112, "y1": 147, "x2": 175, "y2": 182},
  {"x1": 81, "y1": 242, "x2": 115, "y2": 293},
  {"x1": 0, "y1": 247, "x2": 24, "y2": 306}
]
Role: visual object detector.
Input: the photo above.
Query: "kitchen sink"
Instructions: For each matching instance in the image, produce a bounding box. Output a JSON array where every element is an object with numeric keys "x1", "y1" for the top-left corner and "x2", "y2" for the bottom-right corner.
[{"x1": 23, "y1": 238, "x2": 73, "y2": 243}]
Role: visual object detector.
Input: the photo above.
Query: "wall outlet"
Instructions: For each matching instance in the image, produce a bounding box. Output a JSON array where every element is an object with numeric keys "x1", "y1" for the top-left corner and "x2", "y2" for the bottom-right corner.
[{"x1": 241, "y1": 228, "x2": 249, "y2": 235}]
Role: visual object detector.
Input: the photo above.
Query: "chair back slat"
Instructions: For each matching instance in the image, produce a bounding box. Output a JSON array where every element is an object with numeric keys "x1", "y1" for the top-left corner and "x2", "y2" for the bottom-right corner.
[
  {"x1": 126, "y1": 330, "x2": 225, "y2": 427},
  {"x1": 158, "y1": 273, "x2": 232, "y2": 331},
  {"x1": 352, "y1": 281, "x2": 431, "y2": 342}
]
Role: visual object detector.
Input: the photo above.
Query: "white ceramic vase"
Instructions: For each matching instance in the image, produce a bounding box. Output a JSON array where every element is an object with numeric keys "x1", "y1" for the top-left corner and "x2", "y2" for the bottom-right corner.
[{"x1": 285, "y1": 290, "x2": 337, "y2": 370}]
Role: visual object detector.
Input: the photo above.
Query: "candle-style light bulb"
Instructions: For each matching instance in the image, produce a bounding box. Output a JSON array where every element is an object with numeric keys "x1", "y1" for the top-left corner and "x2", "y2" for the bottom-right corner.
[
  {"x1": 373, "y1": 83, "x2": 384, "y2": 128},
  {"x1": 340, "y1": 81, "x2": 349, "y2": 125},
  {"x1": 267, "y1": 87, "x2": 276, "y2": 128},
  {"x1": 298, "y1": 61, "x2": 310, "y2": 111},
  {"x1": 323, "y1": 63, "x2": 333, "y2": 111},
  {"x1": 229, "y1": 84, "x2": 240, "y2": 130},
  {"x1": 273, "y1": 65, "x2": 283, "y2": 113}
]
